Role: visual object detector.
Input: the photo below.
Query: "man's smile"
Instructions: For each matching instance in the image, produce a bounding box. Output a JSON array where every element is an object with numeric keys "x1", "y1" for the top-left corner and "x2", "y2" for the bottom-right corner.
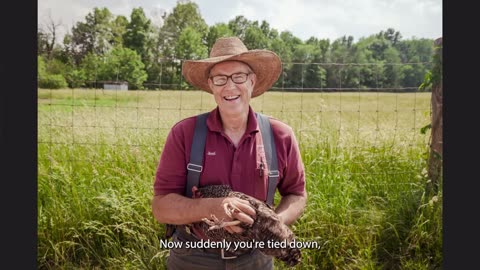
[{"x1": 224, "y1": 95, "x2": 240, "y2": 101}]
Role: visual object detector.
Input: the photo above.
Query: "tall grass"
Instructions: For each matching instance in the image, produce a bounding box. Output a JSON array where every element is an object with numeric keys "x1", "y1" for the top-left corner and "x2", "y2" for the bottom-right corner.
[{"x1": 38, "y1": 89, "x2": 441, "y2": 269}]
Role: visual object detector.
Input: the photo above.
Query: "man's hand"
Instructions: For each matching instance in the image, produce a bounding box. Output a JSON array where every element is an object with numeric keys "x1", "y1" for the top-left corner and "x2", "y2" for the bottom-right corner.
[{"x1": 209, "y1": 197, "x2": 256, "y2": 233}]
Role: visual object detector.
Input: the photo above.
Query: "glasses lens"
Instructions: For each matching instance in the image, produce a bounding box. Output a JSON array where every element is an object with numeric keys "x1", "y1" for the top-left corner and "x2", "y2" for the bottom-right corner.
[
  {"x1": 232, "y1": 73, "x2": 248, "y2": 83},
  {"x1": 213, "y1": 76, "x2": 227, "y2": 85},
  {"x1": 211, "y1": 73, "x2": 249, "y2": 86}
]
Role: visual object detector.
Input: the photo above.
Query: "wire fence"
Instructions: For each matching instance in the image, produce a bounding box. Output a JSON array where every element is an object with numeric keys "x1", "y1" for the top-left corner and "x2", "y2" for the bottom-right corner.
[{"x1": 38, "y1": 61, "x2": 433, "y2": 189}]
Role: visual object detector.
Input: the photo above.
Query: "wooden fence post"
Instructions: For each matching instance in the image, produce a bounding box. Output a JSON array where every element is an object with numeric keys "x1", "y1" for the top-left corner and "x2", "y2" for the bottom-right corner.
[{"x1": 427, "y1": 37, "x2": 443, "y2": 193}]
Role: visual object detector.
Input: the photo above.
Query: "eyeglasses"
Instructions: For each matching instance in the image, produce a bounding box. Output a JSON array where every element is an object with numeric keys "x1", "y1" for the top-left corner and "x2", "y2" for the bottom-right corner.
[{"x1": 209, "y1": 72, "x2": 251, "y2": 86}]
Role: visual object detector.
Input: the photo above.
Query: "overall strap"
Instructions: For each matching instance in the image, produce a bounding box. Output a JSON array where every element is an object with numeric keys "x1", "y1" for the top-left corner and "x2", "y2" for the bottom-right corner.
[
  {"x1": 256, "y1": 113, "x2": 279, "y2": 206},
  {"x1": 185, "y1": 112, "x2": 209, "y2": 199}
]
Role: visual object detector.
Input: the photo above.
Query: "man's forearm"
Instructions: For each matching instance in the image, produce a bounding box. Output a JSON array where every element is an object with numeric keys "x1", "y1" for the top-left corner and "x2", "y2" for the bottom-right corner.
[
  {"x1": 275, "y1": 193, "x2": 307, "y2": 225},
  {"x1": 152, "y1": 193, "x2": 257, "y2": 226},
  {"x1": 152, "y1": 193, "x2": 218, "y2": 225}
]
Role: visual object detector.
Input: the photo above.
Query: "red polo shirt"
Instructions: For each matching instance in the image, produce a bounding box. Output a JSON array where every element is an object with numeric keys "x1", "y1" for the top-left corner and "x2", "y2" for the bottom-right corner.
[{"x1": 154, "y1": 106, "x2": 305, "y2": 202}]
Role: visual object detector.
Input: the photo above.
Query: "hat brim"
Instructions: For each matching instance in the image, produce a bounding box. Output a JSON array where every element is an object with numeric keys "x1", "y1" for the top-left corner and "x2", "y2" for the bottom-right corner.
[{"x1": 182, "y1": 50, "x2": 282, "y2": 98}]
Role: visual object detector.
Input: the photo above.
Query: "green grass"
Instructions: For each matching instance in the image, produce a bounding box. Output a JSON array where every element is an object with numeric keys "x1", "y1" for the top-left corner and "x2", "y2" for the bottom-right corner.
[{"x1": 37, "y1": 88, "x2": 442, "y2": 269}]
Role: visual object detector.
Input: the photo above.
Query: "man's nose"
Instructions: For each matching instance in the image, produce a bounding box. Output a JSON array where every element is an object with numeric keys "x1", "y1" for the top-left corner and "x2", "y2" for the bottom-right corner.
[{"x1": 224, "y1": 77, "x2": 237, "y2": 88}]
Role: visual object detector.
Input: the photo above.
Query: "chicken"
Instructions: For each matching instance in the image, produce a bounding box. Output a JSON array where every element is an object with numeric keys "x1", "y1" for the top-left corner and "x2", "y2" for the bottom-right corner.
[{"x1": 192, "y1": 184, "x2": 302, "y2": 267}]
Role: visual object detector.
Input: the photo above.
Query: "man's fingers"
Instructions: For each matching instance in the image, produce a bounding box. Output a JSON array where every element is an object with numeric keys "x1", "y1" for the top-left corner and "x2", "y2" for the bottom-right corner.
[
  {"x1": 225, "y1": 225, "x2": 244, "y2": 233},
  {"x1": 232, "y1": 211, "x2": 255, "y2": 225},
  {"x1": 232, "y1": 200, "x2": 256, "y2": 218}
]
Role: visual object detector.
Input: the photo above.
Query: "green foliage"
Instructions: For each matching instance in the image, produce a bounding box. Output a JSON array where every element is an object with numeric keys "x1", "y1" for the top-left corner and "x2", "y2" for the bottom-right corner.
[
  {"x1": 38, "y1": 55, "x2": 70, "y2": 89},
  {"x1": 268, "y1": 37, "x2": 293, "y2": 69},
  {"x1": 279, "y1": 31, "x2": 303, "y2": 52},
  {"x1": 159, "y1": 1, "x2": 208, "y2": 60},
  {"x1": 38, "y1": 74, "x2": 68, "y2": 89},
  {"x1": 66, "y1": 7, "x2": 117, "y2": 64},
  {"x1": 38, "y1": 55, "x2": 47, "y2": 80},
  {"x1": 77, "y1": 48, "x2": 147, "y2": 89},
  {"x1": 206, "y1": 23, "x2": 234, "y2": 50},
  {"x1": 382, "y1": 47, "x2": 403, "y2": 87},
  {"x1": 79, "y1": 52, "x2": 101, "y2": 83},
  {"x1": 420, "y1": 124, "x2": 432, "y2": 135},
  {"x1": 418, "y1": 71, "x2": 433, "y2": 92},
  {"x1": 65, "y1": 69, "x2": 87, "y2": 88},
  {"x1": 112, "y1": 15, "x2": 129, "y2": 46},
  {"x1": 401, "y1": 57, "x2": 429, "y2": 88},
  {"x1": 377, "y1": 28, "x2": 402, "y2": 46},
  {"x1": 243, "y1": 24, "x2": 270, "y2": 49},
  {"x1": 37, "y1": 31, "x2": 51, "y2": 57},
  {"x1": 45, "y1": 58, "x2": 68, "y2": 76},
  {"x1": 418, "y1": 40, "x2": 441, "y2": 92},
  {"x1": 176, "y1": 26, "x2": 208, "y2": 61},
  {"x1": 123, "y1": 8, "x2": 154, "y2": 65},
  {"x1": 228, "y1": 15, "x2": 252, "y2": 39},
  {"x1": 103, "y1": 47, "x2": 148, "y2": 89}
]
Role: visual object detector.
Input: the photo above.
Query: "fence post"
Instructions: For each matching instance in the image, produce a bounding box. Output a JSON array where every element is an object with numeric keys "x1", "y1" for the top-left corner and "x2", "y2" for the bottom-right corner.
[{"x1": 427, "y1": 37, "x2": 443, "y2": 193}]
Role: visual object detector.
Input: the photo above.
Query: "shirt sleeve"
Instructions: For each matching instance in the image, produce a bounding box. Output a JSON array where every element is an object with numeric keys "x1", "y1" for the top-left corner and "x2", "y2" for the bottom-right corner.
[
  {"x1": 273, "y1": 121, "x2": 306, "y2": 197},
  {"x1": 153, "y1": 119, "x2": 193, "y2": 196}
]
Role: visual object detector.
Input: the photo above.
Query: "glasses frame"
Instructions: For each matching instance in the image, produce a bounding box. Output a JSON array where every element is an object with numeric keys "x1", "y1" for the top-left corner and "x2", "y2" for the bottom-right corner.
[{"x1": 209, "y1": 72, "x2": 252, "y2": 86}]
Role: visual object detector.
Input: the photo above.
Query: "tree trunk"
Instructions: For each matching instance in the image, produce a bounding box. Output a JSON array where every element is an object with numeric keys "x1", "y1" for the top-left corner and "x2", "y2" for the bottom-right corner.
[{"x1": 427, "y1": 37, "x2": 443, "y2": 193}]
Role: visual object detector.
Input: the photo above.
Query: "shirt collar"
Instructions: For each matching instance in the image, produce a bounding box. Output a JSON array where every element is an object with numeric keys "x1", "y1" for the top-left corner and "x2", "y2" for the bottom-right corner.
[{"x1": 207, "y1": 106, "x2": 260, "y2": 135}]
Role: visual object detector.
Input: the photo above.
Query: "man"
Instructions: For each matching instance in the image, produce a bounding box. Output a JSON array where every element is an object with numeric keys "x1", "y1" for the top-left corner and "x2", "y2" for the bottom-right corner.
[{"x1": 151, "y1": 37, "x2": 307, "y2": 269}]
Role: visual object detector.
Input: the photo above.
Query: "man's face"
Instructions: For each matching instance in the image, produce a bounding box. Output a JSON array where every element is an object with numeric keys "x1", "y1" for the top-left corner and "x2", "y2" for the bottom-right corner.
[{"x1": 208, "y1": 61, "x2": 256, "y2": 116}]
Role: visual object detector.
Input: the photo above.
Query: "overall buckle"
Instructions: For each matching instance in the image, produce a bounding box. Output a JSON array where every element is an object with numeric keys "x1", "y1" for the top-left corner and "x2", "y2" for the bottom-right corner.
[{"x1": 221, "y1": 248, "x2": 237, "y2": 259}]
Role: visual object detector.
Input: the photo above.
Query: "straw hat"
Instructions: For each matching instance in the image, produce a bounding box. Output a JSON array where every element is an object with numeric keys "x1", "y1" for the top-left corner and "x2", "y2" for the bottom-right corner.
[{"x1": 182, "y1": 37, "x2": 282, "y2": 98}]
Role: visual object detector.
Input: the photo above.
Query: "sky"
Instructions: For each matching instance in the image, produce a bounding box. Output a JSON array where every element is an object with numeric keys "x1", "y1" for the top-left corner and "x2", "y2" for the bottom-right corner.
[{"x1": 38, "y1": 0, "x2": 442, "y2": 44}]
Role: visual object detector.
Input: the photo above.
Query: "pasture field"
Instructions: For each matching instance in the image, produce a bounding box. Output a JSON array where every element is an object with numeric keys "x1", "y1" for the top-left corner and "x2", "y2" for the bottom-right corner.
[{"x1": 38, "y1": 89, "x2": 442, "y2": 269}]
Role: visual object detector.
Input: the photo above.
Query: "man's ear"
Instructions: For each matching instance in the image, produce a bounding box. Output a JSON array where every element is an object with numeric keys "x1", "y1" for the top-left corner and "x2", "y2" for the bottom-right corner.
[
  {"x1": 249, "y1": 73, "x2": 257, "y2": 87},
  {"x1": 207, "y1": 77, "x2": 214, "y2": 89}
]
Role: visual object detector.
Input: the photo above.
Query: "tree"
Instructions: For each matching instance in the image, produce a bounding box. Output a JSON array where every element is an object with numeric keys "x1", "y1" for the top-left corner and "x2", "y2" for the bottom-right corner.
[
  {"x1": 104, "y1": 47, "x2": 148, "y2": 89},
  {"x1": 38, "y1": 10, "x2": 62, "y2": 60},
  {"x1": 206, "y1": 23, "x2": 234, "y2": 51},
  {"x1": 176, "y1": 27, "x2": 208, "y2": 60},
  {"x1": 38, "y1": 56, "x2": 47, "y2": 80},
  {"x1": 80, "y1": 52, "x2": 102, "y2": 83},
  {"x1": 65, "y1": 69, "x2": 87, "y2": 88},
  {"x1": 123, "y1": 8, "x2": 154, "y2": 63},
  {"x1": 396, "y1": 38, "x2": 433, "y2": 87},
  {"x1": 355, "y1": 36, "x2": 383, "y2": 88},
  {"x1": 268, "y1": 37, "x2": 291, "y2": 88},
  {"x1": 123, "y1": 7, "x2": 156, "y2": 82},
  {"x1": 303, "y1": 37, "x2": 329, "y2": 88},
  {"x1": 38, "y1": 31, "x2": 49, "y2": 56},
  {"x1": 228, "y1": 15, "x2": 252, "y2": 39},
  {"x1": 377, "y1": 28, "x2": 402, "y2": 47},
  {"x1": 382, "y1": 47, "x2": 403, "y2": 87},
  {"x1": 244, "y1": 24, "x2": 269, "y2": 50},
  {"x1": 157, "y1": 0, "x2": 208, "y2": 87},
  {"x1": 401, "y1": 55, "x2": 429, "y2": 88},
  {"x1": 260, "y1": 20, "x2": 277, "y2": 39},
  {"x1": 158, "y1": 0, "x2": 208, "y2": 59},
  {"x1": 80, "y1": 47, "x2": 148, "y2": 89},
  {"x1": 269, "y1": 37, "x2": 291, "y2": 63},
  {"x1": 112, "y1": 15, "x2": 129, "y2": 46},
  {"x1": 327, "y1": 36, "x2": 354, "y2": 88},
  {"x1": 176, "y1": 27, "x2": 208, "y2": 89},
  {"x1": 37, "y1": 55, "x2": 69, "y2": 89},
  {"x1": 279, "y1": 31, "x2": 302, "y2": 53},
  {"x1": 67, "y1": 7, "x2": 116, "y2": 64}
]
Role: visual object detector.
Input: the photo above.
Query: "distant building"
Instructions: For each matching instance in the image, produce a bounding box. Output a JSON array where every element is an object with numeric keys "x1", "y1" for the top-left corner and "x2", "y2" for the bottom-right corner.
[{"x1": 103, "y1": 81, "x2": 128, "y2": 91}]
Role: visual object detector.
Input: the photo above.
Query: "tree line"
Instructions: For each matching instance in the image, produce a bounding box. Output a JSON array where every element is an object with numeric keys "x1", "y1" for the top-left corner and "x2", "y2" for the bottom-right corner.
[{"x1": 38, "y1": 0, "x2": 436, "y2": 91}]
